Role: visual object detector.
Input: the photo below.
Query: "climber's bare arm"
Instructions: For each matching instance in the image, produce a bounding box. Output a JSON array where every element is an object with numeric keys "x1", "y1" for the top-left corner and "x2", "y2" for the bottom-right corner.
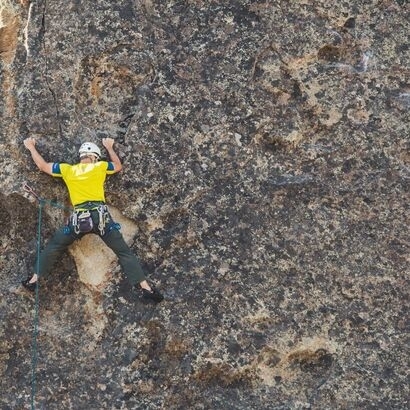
[
  {"x1": 24, "y1": 137, "x2": 54, "y2": 175},
  {"x1": 102, "y1": 138, "x2": 123, "y2": 173}
]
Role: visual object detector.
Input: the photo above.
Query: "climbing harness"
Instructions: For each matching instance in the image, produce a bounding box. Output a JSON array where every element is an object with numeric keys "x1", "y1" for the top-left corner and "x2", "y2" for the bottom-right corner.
[{"x1": 71, "y1": 203, "x2": 111, "y2": 235}]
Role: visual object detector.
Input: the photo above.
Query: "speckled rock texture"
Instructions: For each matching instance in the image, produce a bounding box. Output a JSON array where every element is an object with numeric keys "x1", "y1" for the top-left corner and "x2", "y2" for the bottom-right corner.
[{"x1": 0, "y1": 1, "x2": 409, "y2": 409}]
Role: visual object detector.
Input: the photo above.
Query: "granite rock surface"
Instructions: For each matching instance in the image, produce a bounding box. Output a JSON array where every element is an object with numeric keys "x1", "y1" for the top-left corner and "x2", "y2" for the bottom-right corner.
[{"x1": 0, "y1": 0, "x2": 409, "y2": 409}]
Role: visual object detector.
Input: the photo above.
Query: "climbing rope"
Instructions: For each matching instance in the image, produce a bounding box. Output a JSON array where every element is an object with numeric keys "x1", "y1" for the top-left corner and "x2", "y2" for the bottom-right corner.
[
  {"x1": 30, "y1": 197, "x2": 43, "y2": 410},
  {"x1": 23, "y1": 183, "x2": 69, "y2": 410}
]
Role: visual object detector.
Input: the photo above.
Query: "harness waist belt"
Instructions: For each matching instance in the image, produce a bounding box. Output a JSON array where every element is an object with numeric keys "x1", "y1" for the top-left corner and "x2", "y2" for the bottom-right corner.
[{"x1": 74, "y1": 201, "x2": 105, "y2": 211}]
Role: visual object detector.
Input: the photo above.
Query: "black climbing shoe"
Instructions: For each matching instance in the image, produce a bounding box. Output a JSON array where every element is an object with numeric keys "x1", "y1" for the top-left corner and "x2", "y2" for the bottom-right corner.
[
  {"x1": 21, "y1": 277, "x2": 37, "y2": 292},
  {"x1": 142, "y1": 287, "x2": 164, "y2": 303}
]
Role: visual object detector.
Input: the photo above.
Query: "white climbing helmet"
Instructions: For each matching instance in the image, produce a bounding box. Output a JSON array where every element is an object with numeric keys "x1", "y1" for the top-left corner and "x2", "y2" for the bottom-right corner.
[{"x1": 79, "y1": 142, "x2": 101, "y2": 159}]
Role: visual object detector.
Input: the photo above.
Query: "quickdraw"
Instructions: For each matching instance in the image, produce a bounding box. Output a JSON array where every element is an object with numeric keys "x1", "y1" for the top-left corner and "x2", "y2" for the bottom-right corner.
[
  {"x1": 23, "y1": 182, "x2": 70, "y2": 212},
  {"x1": 23, "y1": 182, "x2": 42, "y2": 202}
]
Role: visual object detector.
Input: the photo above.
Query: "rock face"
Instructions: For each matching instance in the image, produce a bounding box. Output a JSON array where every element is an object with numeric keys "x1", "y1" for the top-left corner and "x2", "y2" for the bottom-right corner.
[{"x1": 0, "y1": 1, "x2": 408, "y2": 409}]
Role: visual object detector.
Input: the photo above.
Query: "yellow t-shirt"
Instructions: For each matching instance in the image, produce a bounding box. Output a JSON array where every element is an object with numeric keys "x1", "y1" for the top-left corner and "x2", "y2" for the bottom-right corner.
[{"x1": 52, "y1": 161, "x2": 116, "y2": 206}]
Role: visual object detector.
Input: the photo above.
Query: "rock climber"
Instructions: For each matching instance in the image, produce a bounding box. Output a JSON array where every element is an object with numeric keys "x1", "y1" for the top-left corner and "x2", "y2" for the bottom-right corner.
[{"x1": 21, "y1": 137, "x2": 163, "y2": 303}]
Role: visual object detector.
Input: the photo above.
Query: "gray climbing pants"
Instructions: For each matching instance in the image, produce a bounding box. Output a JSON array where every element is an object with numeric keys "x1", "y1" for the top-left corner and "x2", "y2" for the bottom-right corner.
[{"x1": 35, "y1": 209, "x2": 146, "y2": 286}]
